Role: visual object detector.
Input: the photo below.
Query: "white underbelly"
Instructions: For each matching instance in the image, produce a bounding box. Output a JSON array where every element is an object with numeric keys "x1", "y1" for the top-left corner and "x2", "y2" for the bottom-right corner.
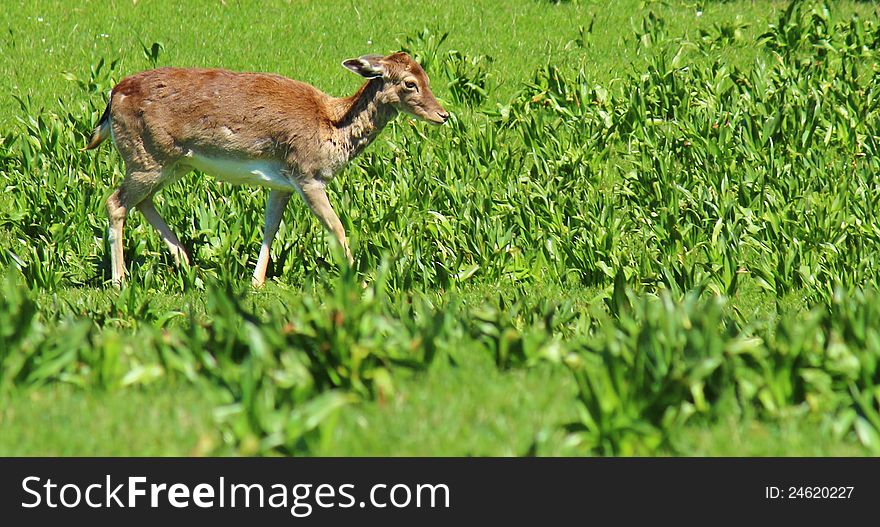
[{"x1": 183, "y1": 153, "x2": 298, "y2": 192}]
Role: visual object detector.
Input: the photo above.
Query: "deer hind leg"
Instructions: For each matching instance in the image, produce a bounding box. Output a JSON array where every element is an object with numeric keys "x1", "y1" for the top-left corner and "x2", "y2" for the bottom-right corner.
[
  {"x1": 252, "y1": 189, "x2": 292, "y2": 287},
  {"x1": 106, "y1": 169, "x2": 165, "y2": 286},
  {"x1": 137, "y1": 197, "x2": 190, "y2": 268},
  {"x1": 106, "y1": 188, "x2": 129, "y2": 286},
  {"x1": 299, "y1": 180, "x2": 353, "y2": 266}
]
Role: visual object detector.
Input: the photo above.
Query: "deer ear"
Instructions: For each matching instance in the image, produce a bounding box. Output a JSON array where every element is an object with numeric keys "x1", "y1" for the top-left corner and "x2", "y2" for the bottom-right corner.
[{"x1": 342, "y1": 55, "x2": 385, "y2": 78}]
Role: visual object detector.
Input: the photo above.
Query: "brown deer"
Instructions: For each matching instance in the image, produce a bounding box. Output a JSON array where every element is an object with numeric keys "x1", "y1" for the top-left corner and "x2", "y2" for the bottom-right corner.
[{"x1": 84, "y1": 52, "x2": 448, "y2": 286}]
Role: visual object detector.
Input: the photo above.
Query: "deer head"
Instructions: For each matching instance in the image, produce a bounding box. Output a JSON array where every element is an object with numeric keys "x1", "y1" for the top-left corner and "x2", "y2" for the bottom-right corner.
[{"x1": 343, "y1": 52, "x2": 449, "y2": 124}]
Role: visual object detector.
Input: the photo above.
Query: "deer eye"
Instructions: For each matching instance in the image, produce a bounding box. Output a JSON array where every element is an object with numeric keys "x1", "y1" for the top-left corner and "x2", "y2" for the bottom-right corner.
[{"x1": 404, "y1": 80, "x2": 418, "y2": 90}]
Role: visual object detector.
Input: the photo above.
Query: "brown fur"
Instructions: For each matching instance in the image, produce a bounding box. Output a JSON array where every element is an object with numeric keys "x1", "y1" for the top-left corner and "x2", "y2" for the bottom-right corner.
[{"x1": 86, "y1": 52, "x2": 447, "y2": 286}]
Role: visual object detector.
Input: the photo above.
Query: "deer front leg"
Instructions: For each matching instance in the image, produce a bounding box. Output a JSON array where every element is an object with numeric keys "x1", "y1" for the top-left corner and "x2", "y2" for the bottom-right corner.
[
  {"x1": 252, "y1": 189, "x2": 293, "y2": 287},
  {"x1": 299, "y1": 180, "x2": 353, "y2": 266}
]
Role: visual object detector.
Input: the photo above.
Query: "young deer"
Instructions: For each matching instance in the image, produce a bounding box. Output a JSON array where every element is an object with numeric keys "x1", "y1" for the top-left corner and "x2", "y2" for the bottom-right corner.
[{"x1": 84, "y1": 52, "x2": 448, "y2": 286}]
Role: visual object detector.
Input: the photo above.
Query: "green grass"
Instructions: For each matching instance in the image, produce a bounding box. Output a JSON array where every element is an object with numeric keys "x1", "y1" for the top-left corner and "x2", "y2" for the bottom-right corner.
[
  {"x1": 681, "y1": 417, "x2": 869, "y2": 457},
  {"x1": 3, "y1": 356, "x2": 868, "y2": 457},
  {"x1": 0, "y1": 0, "x2": 816, "y2": 127},
  {"x1": 2, "y1": 356, "x2": 869, "y2": 457},
  {"x1": 2, "y1": 0, "x2": 880, "y2": 456},
  {"x1": 0, "y1": 383, "x2": 215, "y2": 456}
]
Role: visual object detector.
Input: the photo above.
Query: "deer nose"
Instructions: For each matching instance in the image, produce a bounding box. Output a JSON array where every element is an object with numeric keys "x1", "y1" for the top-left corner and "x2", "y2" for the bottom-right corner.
[{"x1": 437, "y1": 110, "x2": 449, "y2": 122}]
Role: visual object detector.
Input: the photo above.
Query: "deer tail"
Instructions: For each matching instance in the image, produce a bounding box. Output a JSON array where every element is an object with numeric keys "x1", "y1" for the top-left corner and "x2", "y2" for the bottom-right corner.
[{"x1": 82, "y1": 102, "x2": 111, "y2": 151}]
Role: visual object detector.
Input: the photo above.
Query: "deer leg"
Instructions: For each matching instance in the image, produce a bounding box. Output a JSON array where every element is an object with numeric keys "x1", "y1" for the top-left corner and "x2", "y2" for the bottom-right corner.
[
  {"x1": 137, "y1": 197, "x2": 190, "y2": 267},
  {"x1": 106, "y1": 169, "x2": 162, "y2": 287},
  {"x1": 299, "y1": 181, "x2": 353, "y2": 265},
  {"x1": 106, "y1": 189, "x2": 128, "y2": 287},
  {"x1": 252, "y1": 189, "x2": 292, "y2": 287}
]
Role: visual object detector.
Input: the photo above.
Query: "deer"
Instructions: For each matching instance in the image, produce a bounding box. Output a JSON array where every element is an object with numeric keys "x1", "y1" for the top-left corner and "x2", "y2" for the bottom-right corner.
[{"x1": 83, "y1": 52, "x2": 448, "y2": 287}]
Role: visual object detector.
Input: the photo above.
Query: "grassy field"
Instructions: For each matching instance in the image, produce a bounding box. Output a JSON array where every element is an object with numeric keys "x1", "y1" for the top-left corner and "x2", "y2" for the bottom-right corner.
[{"x1": 1, "y1": 0, "x2": 879, "y2": 456}]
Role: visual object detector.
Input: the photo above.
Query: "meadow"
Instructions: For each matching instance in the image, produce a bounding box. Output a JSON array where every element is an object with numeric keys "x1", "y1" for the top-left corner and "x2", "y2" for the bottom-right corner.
[{"x1": 1, "y1": 0, "x2": 879, "y2": 455}]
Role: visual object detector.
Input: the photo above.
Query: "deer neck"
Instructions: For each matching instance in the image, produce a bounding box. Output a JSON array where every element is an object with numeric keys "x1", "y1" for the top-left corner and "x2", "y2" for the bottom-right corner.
[{"x1": 331, "y1": 79, "x2": 397, "y2": 163}]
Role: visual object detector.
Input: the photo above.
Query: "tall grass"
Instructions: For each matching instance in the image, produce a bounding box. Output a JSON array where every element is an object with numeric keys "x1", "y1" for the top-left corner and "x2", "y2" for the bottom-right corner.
[{"x1": 1, "y1": 0, "x2": 879, "y2": 455}]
